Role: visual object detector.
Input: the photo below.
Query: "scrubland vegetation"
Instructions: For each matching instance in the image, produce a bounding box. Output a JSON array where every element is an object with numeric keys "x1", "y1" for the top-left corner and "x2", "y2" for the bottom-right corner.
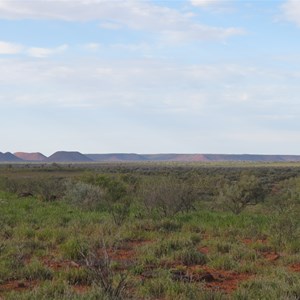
[{"x1": 0, "y1": 162, "x2": 299, "y2": 299}]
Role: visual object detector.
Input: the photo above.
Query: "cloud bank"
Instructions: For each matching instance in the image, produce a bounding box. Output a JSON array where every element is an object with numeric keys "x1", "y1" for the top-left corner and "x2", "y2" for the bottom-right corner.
[
  {"x1": 0, "y1": 41, "x2": 23, "y2": 54},
  {"x1": 190, "y1": 0, "x2": 223, "y2": 7},
  {"x1": 282, "y1": 0, "x2": 300, "y2": 26},
  {"x1": 0, "y1": 41, "x2": 68, "y2": 58},
  {"x1": 0, "y1": 0, "x2": 243, "y2": 42}
]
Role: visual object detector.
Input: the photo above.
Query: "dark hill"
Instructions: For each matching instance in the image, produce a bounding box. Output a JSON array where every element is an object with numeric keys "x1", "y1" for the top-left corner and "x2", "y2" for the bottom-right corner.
[
  {"x1": 0, "y1": 152, "x2": 23, "y2": 162},
  {"x1": 46, "y1": 151, "x2": 93, "y2": 162},
  {"x1": 14, "y1": 152, "x2": 47, "y2": 162}
]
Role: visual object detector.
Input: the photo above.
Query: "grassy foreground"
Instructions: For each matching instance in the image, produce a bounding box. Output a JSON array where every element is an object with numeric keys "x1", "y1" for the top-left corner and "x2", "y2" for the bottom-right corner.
[{"x1": 0, "y1": 163, "x2": 299, "y2": 299}]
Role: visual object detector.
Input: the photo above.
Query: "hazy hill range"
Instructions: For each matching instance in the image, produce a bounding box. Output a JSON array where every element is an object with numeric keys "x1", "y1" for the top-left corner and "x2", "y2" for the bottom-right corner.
[
  {"x1": 2, "y1": 151, "x2": 300, "y2": 163},
  {"x1": 86, "y1": 153, "x2": 300, "y2": 162},
  {"x1": 46, "y1": 151, "x2": 93, "y2": 162},
  {"x1": 86, "y1": 153, "x2": 147, "y2": 162},
  {"x1": 0, "y1": 152, "x2": 23, "y2": 162},
  {"x1": 142, "y1": 154, "x2": 209, "y2": 161},
  {"x1": 85, "y1": 153, "x2": 208, "y2": 162},
  {"x1": 202, "y1": 154, "x2": 300, "y2": 162},
  {"x1": 14, "y1": 152, "x2": 47, "y2": 162}
]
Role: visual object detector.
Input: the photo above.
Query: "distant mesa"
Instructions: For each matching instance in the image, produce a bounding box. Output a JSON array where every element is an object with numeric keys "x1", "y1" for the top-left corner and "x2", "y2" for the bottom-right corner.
[
  {"x1": 86, "y1": 153, "x2": 300, "y2": 162},
  {"x1": 142, "y1": 154, "x2": 209, "y2": 162},
  {"x1": 46, "y1": 151, "x2": 93, "y2": 162},
  {"x1": 14, "y1": 152, "x2": 47, "y2": 162},
  {"x1": 2, "y1": 151, "x2": 300, "y2": 163},
  {"x1": 86, "y1": 153, "x2": 209, "y2": 162},
  {"x1": 0, "y1": 152, "x2": 23, "y2": 162},
  {"x1": 86, "y1": 153, "x2": 147, "y2": 162}
]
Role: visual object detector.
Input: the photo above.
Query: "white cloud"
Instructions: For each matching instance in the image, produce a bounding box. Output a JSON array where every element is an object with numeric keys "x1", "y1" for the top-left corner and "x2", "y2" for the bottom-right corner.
[
  {"x1": 1, "y1": 56, "x2": 299, "y2": 154},
  {"x1": 282, "y1": 0, "x2": 300, "y2": 26},
  {"x1": 0, "y1": 0, "x2": 243, "y2": 42},
  {"x1": 84, "y1": 43, "x2": 101, "y2": 51},
  {"x1": 111, "y1": 43, "x2": 150, "y2": 52},
  {"x1": 0, "y1": 41, "x2": 23, "y2": 54},
  {"x1": 191, "y1": 0, "x2": 222, "y2": 7},
  {"x1": 99, "y1": 22, "x2": 122, "y2": 30},
  {"x1": 0, "y1": 57, "x2": 299, "y2": 121},
  {"x1": 27, "y1": 44, "x2": 68, "y2": 58},
  {"x1": 161, "y1": 26, "x2": 243, "y2": 43},
  {"x1": 0, "y1": 41, "x2": 68, "y2": 58}
]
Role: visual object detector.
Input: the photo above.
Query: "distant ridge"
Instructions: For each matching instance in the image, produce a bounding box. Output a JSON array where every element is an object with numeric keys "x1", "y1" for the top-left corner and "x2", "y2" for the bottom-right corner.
[
  {"x1": 202, "y1": 154, "x2": 300, "y2": 162},
  {"x1": 86, "y1": 153, "x2": 147, "y2": 162},
  {"x1": 46, "y1": 151, "x2": 93, "y2": 162},
  {"x1": 2, "y1": 151, "x2": 300, "y2": 163},
  {"x1": 0, "y1": 152, "x2": 23, "y2": 162},
  {"x1": 14, "y1": 152, "x2": 47, "y2": 162},
  {"x1": 86, "y1": 153, "x2": 300, "y2": 162}
]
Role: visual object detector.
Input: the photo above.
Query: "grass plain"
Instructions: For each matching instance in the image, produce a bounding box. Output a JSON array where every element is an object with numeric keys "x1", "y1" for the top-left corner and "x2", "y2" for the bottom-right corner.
[{"x1": 0, "y1": 162, "x2": 299, "y2": 299}]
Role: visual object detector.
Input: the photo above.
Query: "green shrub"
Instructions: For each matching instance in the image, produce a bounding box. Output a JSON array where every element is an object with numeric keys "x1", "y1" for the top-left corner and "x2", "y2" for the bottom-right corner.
[
  {"x1": 209, "y1": 254, "x2": 238, "y2": 271},
  {"x1": 155, "y1": 219, "x2": 182, "y2": 232},
  {"x1": 61, "y1": 238, "x2": 89, "y2": 260},
  {"x1": 218, "y1": 175, "x2": 264, "y2": 214},
  {"x1": 234, "y1": 270, "x2": 300, "y2": 300},
  {"x1": 61, "y1": 267, "x2": 93, "y2": 285},
  {"x1": 140, "y1": 277, "x2": 167, "y2": 298},
  {"x1": 175, "y1": 248, "x2": 207, "y2": 266},
  {"x1": 139, "y1": 176, "x2": 197, "y2": 217},
  {"x1": 153, "y1": 238, "x2": 193, "y2": 258},
  {"x1": 4, "y1": 280, "x2": 76, "y2": 300},
  {"x1": 215, "y1": 242, "x2": 232, "y2": 254},
  {"x1": 64, "y1": 181, "x2": 105, "y2": 211},
  {"x1": 23, "y1": 260, "x2": 53, "y2": 280},
  {"x1": 269, "y1": 212, "x2": 299, "y2": 251}
]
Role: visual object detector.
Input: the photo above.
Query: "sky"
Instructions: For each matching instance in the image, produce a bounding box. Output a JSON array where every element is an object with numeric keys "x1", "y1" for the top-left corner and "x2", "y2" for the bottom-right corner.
[{"x1": 1, "y1": 0, "x2": 300, "y2": 156}]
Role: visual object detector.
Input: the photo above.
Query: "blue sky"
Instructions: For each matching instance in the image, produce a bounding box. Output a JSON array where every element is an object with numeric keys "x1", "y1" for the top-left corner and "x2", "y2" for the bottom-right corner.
[{"x1": 1, "y1": 0, "x2": 300, "y2": 155}]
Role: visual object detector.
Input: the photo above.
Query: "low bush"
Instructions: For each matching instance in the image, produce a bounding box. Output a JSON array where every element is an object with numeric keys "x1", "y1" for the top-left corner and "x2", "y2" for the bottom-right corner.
[
  {"x1": 139, "y1": 176, "x2": 197, "y2": 217},
  {"x1": 64, "y1": 181, "x2": 105, "y2": 211},
  {"x1": 22, "y1": 260, "x2": 53, "y2": 280},
  {"x1": 175, "y1": 248, "x2": 207, "y2": 266},
  {"x1": 60, "y1": 238, "x2": 89, "y2": 261}
]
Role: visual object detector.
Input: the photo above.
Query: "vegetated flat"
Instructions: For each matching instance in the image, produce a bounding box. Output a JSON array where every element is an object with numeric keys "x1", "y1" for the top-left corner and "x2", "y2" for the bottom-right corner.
[{"x1": 0, "y1": 162, "x2": 299, "y2": 299}]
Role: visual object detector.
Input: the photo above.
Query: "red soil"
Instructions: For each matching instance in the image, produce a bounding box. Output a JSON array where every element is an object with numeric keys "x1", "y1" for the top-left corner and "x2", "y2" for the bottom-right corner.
[
  {"x1": 107, "y1": 240, "x2": 152, "y2": 263},
  {"x1": 43, "y1": 257, "x2": 80, "y2": 270},
  {"x1": 72, "y1": 285, "x2": 90, "y2": 294},
  {"x1": 1, "y1": 240, "x2": 255, "y2": 296},
  {"x1": 198, "y1": 246, "x2": 210, "y2": 254},
  {"x1": 242, "y1": 238, "x2": 267, "y2": 245},
  {"x1": 0, "y1": 280, "x2": 38, "y2": 294},
  {"x1": 290, "y1": 263, "x2": 300, "y2": 272},
  {"x1": 241, "y1": 239, "x2": 280, "y2": 262},
  {"x1": 189, "y1": 266, "x2": 253, "y2": 293},
  {"x1": 261, "y1": 252, "x2": 280, "y2": 262}
]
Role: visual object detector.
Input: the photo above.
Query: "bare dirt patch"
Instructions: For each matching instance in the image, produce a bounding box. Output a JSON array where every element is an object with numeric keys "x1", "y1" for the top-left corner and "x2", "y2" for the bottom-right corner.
[
  {"x1": 43, "y1": 257, "x2": 80, "y2": 270},
  {"x1": 72, "y1": 284, "x2": 91, "y2": 294},
  {"x1": 261, "y1": 252, "x2": 280, "y2": 262},
  {"x1": 290, "y1": 263, "x2": 300, "y2": 272},
  {"x1": 198, "y1": 246, "x2": 210, "y2": 254},
  {"x1": 242, "y1": 238, "x2": 267, "y2": 245},
  {"x1": 108, "y1": 240, "x2": 152, "y2": 264},
  {"x1": 204, "y1": 269, "x2": 252, "y2": 293},
  {"x1": 0, "y1": 280, "x2": 38, "y2": 294},
  {"x1": 170, "y1": 265, "x2": 253, "y2": 293}
]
